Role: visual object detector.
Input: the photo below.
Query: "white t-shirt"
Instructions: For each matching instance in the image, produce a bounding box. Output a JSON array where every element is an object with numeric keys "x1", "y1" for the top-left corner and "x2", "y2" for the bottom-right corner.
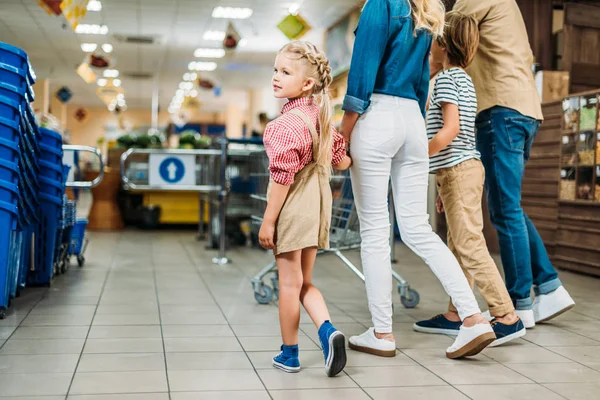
[{"x1": 426, "y1": 68, "x2": 480, "y2": 172}]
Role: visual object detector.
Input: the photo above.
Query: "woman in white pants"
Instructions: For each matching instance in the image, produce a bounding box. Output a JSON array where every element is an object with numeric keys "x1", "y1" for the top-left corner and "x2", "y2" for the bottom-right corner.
[{"x1": 340, "y1": 0, "x2": 494, "y2": 359}]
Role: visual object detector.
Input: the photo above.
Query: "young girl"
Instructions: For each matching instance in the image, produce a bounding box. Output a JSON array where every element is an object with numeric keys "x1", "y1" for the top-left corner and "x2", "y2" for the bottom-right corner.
[
  {"x1": 259, "y1": 41, "x2": 352, "y2": 377},
  {"x1": 415, "y1": 11, "x2": 526, "y2": 346}
]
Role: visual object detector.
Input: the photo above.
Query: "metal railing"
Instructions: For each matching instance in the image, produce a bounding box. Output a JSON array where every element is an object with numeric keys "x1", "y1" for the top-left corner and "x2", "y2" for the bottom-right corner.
[
  {"x1": 62, "y1": 145, "x2": 105, "y2": 189},
  {"x1": 119, "y1": 140, "x2": 230, "y2": 265}
]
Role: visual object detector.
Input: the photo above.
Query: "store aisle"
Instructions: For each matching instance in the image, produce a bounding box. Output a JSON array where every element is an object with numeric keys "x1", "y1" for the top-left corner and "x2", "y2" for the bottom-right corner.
[{"x1": 0, "y1": 230, "x2": 599, "y2": 400}]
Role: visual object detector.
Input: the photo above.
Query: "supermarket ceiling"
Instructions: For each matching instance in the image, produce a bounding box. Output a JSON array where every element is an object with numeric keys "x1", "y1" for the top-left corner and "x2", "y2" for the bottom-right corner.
[{"x1": 0, "y1": 0, "x2": 362, "y2": 111}]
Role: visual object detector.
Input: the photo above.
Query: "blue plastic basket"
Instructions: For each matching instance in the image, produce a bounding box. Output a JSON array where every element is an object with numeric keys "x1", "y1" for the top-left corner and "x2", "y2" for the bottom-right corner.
[
  {"x1": 0, "y1": 158, "x2": 18, "y2": 184},
  {"x1": 0, "y1": 179, "x2": 18, "y2": 205},
  {"x1": 29, "y1": 193, "x2": 62, "y2": 286},
  {"x1": 0, "y1": 200, "x2": 18, "y2": 309},
  {"x1": 39, "y1": 175, "x2": 64, "y2": 197},
  {"x1": 62, "y1": 164, "x2": 71, "y2": 186},
  {"x1": 0, "y1": 115, "x2": 19, "y2": 143},
  {"x1": 39, "y1": 127, "x2": 63, "y2": 148},
  {"x1": 39, "y1": 143, "x2": 63, "y2": 161},
  {"x1": 18, "y1": 224, "x2": 33, "y2": 291},
  {"x1": 70, "y1": 219, "x2": 88, "y2": 256},
  {"x1": 38, "y1": 159, "x2": 62, "y2": 181},
  {"x1": 0, "y1": 95, "x2": 19, "y2": 121},
  {"x1": 0, "y1": 62, "x2": 26, "y2": 89},
  {"x1": 0, "y1": 42, "x2": 28, "y2": 70},
  {"x1": 0, "y1": 81, "x2": 24, "y2": 103}
]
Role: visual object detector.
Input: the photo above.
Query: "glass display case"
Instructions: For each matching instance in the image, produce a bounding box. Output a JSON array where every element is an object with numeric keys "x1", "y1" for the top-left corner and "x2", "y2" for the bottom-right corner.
[{"x1": 560, "y1": 93, "x2": 599, "y2": 202}]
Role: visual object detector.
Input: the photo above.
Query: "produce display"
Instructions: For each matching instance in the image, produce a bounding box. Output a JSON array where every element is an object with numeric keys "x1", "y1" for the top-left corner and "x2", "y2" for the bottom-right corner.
[
  {"x1": 560, "y1": 180, "x2": 576, "y2": 200},
  {"x1": 577, "y1": 182, "x2": 594, "y2": 200},
  {"x1": 579, "y1": 105, "x2": 596, "y2": 131},
  {"x1": 178, "y1": 130, "x2": 212, "y2": 149},
  {"x1": 579, "y1": 149, "x2": 595, "y2": 166},
  {"x1": 596, "y1": 185, "x2": 600, "y2": 202},
  {"x1": 116, "y1": 133, "x2": 164, "y2": 149}
]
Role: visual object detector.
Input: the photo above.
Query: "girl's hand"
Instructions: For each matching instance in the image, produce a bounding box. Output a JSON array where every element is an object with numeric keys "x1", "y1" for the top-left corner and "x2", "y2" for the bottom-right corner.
[
  {"x1": 259, "y1": 221, "x2": 276, "y2": 250},
  {"x1": 436, "y1": 195, "x2": 444, "y2": 214}
]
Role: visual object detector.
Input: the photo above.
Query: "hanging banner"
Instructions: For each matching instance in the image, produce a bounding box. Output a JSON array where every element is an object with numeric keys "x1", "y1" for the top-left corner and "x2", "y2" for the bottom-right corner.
[
  {"x1": 277, "y1": 13, "x2": 311, "y2": 40},
  {"x1": 223, "y1": 22, "x2": 241, "y2": 51},
  {"x1": 60, "y1": 0, "x2": 90, "y2": 30},
  {"x1": 56, "y1": 86, "x2": 73, "y2": 103},
  {"x1": 76, "y1": 62, "x2": 96, "y2": 84},
  {"x1": 38, "y1": 0, "x2": 63, "y2": 15}
]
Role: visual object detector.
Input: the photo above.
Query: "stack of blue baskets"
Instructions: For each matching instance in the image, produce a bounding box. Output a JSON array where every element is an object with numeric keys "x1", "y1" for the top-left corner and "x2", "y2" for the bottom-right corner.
[{"x1": 0, "y1": 41, "x2": 68, "y2": 318}]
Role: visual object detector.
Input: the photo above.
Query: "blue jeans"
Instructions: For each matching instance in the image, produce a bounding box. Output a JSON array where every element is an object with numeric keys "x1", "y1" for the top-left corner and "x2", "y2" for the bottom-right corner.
[{"x1": 475, "y1": 106, "x2": 561, "y2": 310}]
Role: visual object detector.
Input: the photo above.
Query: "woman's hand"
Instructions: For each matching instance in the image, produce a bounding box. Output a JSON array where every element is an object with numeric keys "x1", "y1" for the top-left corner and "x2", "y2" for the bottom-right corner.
[
  {"x1": 259, "y1": 221, "x2": 276, "y2": 250},
  {"x1": 340, "y1": 111, "x2": 360, "y2": 147}
]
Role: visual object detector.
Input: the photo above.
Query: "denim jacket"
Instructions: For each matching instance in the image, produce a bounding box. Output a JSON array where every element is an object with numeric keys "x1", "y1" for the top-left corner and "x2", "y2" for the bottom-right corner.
[{"x1": 342, "y1": 0, "x2": 432, "y2": 117}]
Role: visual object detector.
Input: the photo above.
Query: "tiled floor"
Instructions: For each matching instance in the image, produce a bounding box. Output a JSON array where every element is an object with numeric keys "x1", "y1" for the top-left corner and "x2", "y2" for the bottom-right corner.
[{"x1": 1, "y1": 229, "x2": 600, "y2": 400}]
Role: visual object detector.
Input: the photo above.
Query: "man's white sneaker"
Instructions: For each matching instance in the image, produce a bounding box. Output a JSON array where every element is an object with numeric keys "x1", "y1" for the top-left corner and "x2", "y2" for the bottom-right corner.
[
  {"x1": 515, "y1": 309, "x2": 536, "y2": 329},
  {"x1": 348, "y1": 328, "x2": 396, "y2": 358},
  {"x1": 446, "y1": 323, "x2": 496, "y2": 359},
  {"x1": 533, "y1": 286, "x2": 575, "y2": 323}
]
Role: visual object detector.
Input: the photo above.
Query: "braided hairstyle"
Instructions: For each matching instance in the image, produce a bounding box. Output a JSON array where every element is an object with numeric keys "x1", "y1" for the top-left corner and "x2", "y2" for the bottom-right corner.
[{"x1": 278, "y1": 41, "x2": 334, "y2": 168}]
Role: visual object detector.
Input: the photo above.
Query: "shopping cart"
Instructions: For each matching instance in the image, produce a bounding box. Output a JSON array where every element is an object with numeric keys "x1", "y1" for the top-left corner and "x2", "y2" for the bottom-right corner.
[{"x1": 249, "y1": 150, "x2": 420, "y2": 308}]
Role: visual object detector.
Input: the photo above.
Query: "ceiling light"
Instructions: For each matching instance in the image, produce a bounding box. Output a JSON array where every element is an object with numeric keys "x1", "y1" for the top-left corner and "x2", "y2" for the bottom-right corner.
[
  {"x1": 112, "y1": 79, "x2": 121, "y2": 87},
  {"x1": 212, "y1": 6, "x2": 253, "y2": 19},
  {"x1": 81, "y1": 43, "x2": 97, "y2": 52},
  {"x1": 288, "y1": 4, "x2": 300, "y2": 15},
  {"x1": 117, "y1": 99, "x2": 126, "y2": 106},
  {"x1": 97, "y1": 78, "x2": 107, "y2": 87},
  {"x1": 108, "y1": 103, "x2": 115, "y2": 111},
  {"x1": 75, "y1": 24, "x2": 108, "y2": 35},
  {"x1": 190, "y1": 90, "x2": 198, "y2": 97},
  {"x1": 239, "y1": 38, "x2": 248, "y2": 47},
  {"x1": 176, "y1": 89, "x2": 184, "y2": 97},
  {"x1": 189, "y1": 61, "x2": 218, "y2": 72},
  {"x1": 102, "y1": 43, "x2": 113, "y2": 53},
  {"x1": 194, "y1": 48, "x2": 226, "y2": 58},
  {"x1": 179, "y1": 82, "x2": 187, "y2": 90},
  {"x1": 103, "y1": 69, "x2": 119, "y2": 78},
  {"x1": 203, "y1": 30, "x2": 225, "y2": 41},
  {"x1": 87, "y1": 0, "x2": 102, "y2": 11},
  {"x1": 183, "y1": 72, "x2": 197, "y2": 81}
]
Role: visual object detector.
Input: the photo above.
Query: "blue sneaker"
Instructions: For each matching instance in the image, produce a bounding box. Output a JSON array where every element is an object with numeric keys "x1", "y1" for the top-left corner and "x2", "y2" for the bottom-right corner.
[
  {"x1": 489, "y1": 318, "x2": 527, "y2": 347},
  {"x1": 413, "y1": 314, "x2": 461, "y2": 336},
  {"x1": 272, "y1": 344, "x2": 300, "y2": 373},
  {"x1": 318, "y1": 321, "x2": 346, "y2": 377}
]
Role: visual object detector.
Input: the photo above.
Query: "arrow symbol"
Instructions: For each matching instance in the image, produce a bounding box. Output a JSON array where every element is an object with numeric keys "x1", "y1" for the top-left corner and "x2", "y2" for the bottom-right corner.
[{"x1": 167, "y1": 162, "x2": 177, "y2": 181}]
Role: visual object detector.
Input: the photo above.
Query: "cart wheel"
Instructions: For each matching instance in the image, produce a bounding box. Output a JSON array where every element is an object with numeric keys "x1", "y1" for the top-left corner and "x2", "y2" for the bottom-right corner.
[
  {"x1": 401, "y1": 289, "x2": 420, "y2": 309},
  {"x1": 0, "y1": 308, "x2": 5, "y2": 320},
  {"x1": 77, "y1": 255, "x2": 85, "y2": 267},
  {"x1": 254, "y1": 285, "x2": 274, "y2": 304}
]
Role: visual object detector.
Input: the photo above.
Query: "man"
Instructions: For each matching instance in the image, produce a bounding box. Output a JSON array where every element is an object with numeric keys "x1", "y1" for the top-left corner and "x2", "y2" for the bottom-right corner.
[{"x1": 431, "y1": 0, "x2": 575, "y2": 328}]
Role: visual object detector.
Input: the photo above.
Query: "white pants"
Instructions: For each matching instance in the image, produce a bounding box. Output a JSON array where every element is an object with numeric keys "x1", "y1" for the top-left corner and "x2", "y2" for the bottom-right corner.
[{"x1": 350, "y1": 94, "x2": 481, "y2": 333}]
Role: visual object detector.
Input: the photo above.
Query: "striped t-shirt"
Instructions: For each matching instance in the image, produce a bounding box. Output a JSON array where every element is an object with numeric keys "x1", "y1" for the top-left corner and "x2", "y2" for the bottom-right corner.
[{"x1": 426, "y1": 68, "x2": 480, "y2": 172}]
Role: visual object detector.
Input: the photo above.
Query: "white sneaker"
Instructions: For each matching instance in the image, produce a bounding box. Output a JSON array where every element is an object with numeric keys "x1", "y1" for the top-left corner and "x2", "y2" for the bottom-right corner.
[
  {"x1": 446, "y1": 323, "x2": 496, "y2": 359},
  {"x1": 482, "y1": 311, "x2": 493, "y2": 321},
  {"x1": 515, "y1": 309, "x2": 536, "y2": 329},
  {"x1": 533, "y1": 286, "x2": 575, "y2": 323},
  {"x1": 348, "y1": 328, "x2": 396, "y2": 358}
]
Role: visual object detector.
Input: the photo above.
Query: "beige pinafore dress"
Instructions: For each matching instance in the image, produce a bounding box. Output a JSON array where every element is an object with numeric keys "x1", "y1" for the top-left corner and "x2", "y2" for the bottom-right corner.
[{"x1": 267, "y1": 109, "x2": 332, "y2": 256}]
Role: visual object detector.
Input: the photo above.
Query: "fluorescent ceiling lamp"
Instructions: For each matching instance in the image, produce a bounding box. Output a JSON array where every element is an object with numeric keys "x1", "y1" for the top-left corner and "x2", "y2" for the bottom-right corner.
[
  {"x1": 97, "y1": 78, "x2": 107, "y2": 87},
  {"x1": 194, "y1": 48, "x2": 225, "y2": 58},
  {"x1": 239, "y1": 38, "x2": 248, "y2": 47},
  {"x1": 76, "y1": 24, "x2": 109, "y2": 35},
  {"x1": 81, "y1": 43, "x2": 97, "y2": 52},
  {"x1": 87, "y1": 0, "x2": 102, "y2": 11},
  {"x1": 113, "y1": 79, "x2": 121, "y2": 87},
  {"x1": 188, "y1": 61, "x2": 218, "y2": 72},
  {"x1": 117, "y1": 93, "x2": 124, "y2": 100},
  {"x1": 203, "y1": 30, "x2": 225, "y2": 41},
  {"x1": 102, "y1": 43, "x2": 113, "y2": 53},
  {"x1": 190, "y1": 90, "x2": 198, "y2": 97},
  {"x1": 103, "y1": 69, "x2": 119, "y2": 78},
  {"x1": 183, "y1": 72, "x2": 197, "y2": 81},
  {"x1": 176, "y1": 89, "x2": 184, "y2": 97},
  {"x1": 288, "y1": 4, "x2": 300, "y2": 15},
  {"x1": 212, "y1": 6, "x2": 253, "y2": 19}
]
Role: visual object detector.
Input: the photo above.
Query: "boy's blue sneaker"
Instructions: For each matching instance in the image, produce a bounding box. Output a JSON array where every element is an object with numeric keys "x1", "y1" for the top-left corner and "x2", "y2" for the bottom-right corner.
[
  {"x1": 489, "y1": 318, "x2": 527, "y2": 347},
  {"x1": 318, "y1": 321, "x2": 346, "y2": 377},
  {"x1": 413, "y1": 314, "x2": 461, "y2": 335},
  {"x1": 272, "y1": 344, "x2": 300, "y2": 373}
]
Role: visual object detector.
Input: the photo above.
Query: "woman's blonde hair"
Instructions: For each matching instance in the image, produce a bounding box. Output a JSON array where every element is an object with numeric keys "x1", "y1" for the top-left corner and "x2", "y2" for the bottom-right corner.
[
  {"x1": 410, "y1": 0, "x2": 446, "y2": 37},
  {"x1": 437, "y1": 11, "x2": 479, "y2": 68},
  {"x1": 278, "y1": 41, "x2": 333, "y2": 168}
]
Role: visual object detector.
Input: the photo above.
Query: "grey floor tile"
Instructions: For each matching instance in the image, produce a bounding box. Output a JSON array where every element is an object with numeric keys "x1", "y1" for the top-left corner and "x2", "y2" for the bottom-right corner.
[
  {"x1": 31, "y1": 305, "x2": 96, "y2": 315},
  {"x1": 88, "y1": 325, "x2": 162, "y2": 339},
  {"x1": 168, "y1": 370, "x2": 265, "y2": 391},
  {"x1": 0, "y1": 326, "x2": 16, "y2": 340},
  {"x1": 68, "y1": 394, "x2": 169, "y2": 400},
  {"x1": 161, "y1": 325, "x2": 234, "y2": 338},
  {"x1": 83, "y1": 338, "x2": 164, "y2": 354},
  {"x1": 160, "y1": 311, "x2": 228, "y2": 325},
  {"x1": 0, "y1": 339, "x2": 85, "y2": 355},
  {"x1": 366, "y1": 386, "x2": 469, "y2": 400},
  {"x1": 426, "y1": 364, "x2": 534, "y2": 385},
  {"x1": 523, "y1": 331, "x2": 600, "y2": 347},
  {"x1": 11, "y1": 326, "x2": 89, "y2": 339},
  {"x1": 401, "y1": 348, "x2": 495, "y2": 365},
  {"x1": 546, "y1": 345, "x2": 600, "y2": 364},
  {"x1": 92, "y1": 314, "x2": 160, "y2": 326},
  {"x1": 455, "y1": 384, "x2": 566, "y2": 400},
  {"x1": 345, "y1": 366, "x2": 445, "y2": 388},
  {"x1": 506, "y1": 362, "x2": 600, "y2": 383},
  {"x1": 258, "y1": 368, "x2": 359, "y2": 390},
  {"x1": 231, "y1": 324, "x2": 289, "y2": 337},
  {"x1": 0, "y1": 372, "x2": 72, "y2": 396},
  {"x1": 395, "y1": 332, "x2": 455, "y2": 349},
  {"x1": 77, "y1": 353, "x2": 166, "y2": 372},
  {"x1": 21, "y1": 313, "x2": 93, "y2": 326},
  {"x1": 170, "y1": 392, "x2": 270, "y2": 400},
  {"x1": 70, "y1": 371, "x2": 168, "y2": 394},
  {"x1": 0, "y1": 354, "x2": 79, "y2": 373},
  {"x1": 164, "y1": 337, "x2": 243, "y2": 352},
  {"x1": 544, "y1": 383, "x2": 600, "y2": 400},
  {"x1": 270, "y1": 388, "x2": 372, "y2": 400},
  {"x1": 166, "y1": 352, "x2": 253, "y2": 370},
  {"x1": 483, "y1": 345, "x2": 573, "y2": 363}
]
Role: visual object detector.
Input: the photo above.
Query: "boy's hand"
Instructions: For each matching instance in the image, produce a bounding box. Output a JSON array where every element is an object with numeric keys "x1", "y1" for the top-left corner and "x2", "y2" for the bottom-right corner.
[
  {"x1": 259, "y1": 221, "x2": 276, "y2": 250},
  {"x1": 436, "y1": 195, "x2": 444, "y2": 214}
]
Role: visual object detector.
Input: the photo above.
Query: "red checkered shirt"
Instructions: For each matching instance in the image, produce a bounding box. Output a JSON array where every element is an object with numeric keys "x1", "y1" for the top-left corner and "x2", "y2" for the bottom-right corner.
[{"x1": 263, "y1": 96, "x2": 347, "y2": 185}]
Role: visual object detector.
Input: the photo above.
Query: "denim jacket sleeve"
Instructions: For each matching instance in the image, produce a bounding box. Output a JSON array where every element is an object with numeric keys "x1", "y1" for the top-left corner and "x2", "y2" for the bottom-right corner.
[
  {"x1": 342, "y1": 0, "x2": 390, "y2": 115},
  {"x1": 415, "y1": 41, "x2": 432, "y2": 118}
]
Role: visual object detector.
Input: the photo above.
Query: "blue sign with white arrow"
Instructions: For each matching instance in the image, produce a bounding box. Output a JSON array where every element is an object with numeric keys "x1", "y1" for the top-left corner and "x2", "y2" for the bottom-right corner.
[
  {"x1": 149, "y1": 154, "x2": 196, "y2": 186},
  {"x1": 159, "y1": 157, "x2": 185, "y2": 183}
]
